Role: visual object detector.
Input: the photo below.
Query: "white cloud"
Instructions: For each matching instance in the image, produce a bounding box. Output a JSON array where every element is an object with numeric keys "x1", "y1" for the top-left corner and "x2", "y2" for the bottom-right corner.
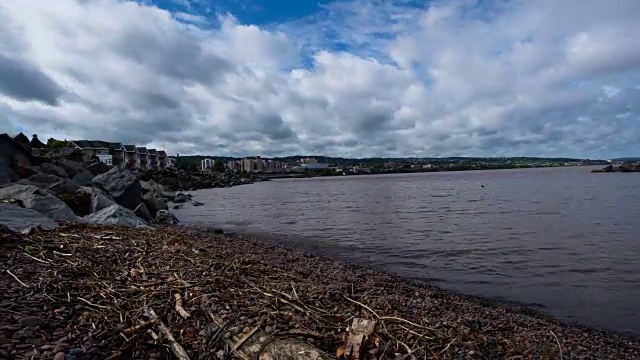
[{"x1": 0, "y1": 0, "x2": 639, "y2": 158}]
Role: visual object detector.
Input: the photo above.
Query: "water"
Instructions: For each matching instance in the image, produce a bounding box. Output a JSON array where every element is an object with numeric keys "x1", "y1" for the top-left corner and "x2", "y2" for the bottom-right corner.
[{"x1": 174, "y1": 166, "x2": 640, "y2": 335}]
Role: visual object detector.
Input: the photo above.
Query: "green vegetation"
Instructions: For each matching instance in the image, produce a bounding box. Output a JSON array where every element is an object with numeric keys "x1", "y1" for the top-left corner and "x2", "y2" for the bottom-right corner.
[{"x1": 46, "y1": 138, "x2": 68, "y2": 149}]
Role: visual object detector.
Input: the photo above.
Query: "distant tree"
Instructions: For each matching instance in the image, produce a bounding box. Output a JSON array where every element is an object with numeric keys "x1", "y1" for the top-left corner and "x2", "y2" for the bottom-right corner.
[
  {"x1": 213, "y1": 159, "x2": 225, "y2": 172},
  {"x1": 46, "y1": 138, "x2": 68, "y2": 149}
]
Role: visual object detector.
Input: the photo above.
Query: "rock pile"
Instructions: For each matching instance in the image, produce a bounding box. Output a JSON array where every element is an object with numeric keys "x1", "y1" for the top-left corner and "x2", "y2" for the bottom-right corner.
[
  {"x1": 0, "y1": 166, "x2": 182, "y2": 231},
  {"x1": 0, "y1": 143, "x2": 185, "y2": 230},
  {"x1": 592, "y1": 163, "x2": 640, "y2": 173},
  {"x1": 139, "y1": 168, "x2": 265, "y2": 191}
]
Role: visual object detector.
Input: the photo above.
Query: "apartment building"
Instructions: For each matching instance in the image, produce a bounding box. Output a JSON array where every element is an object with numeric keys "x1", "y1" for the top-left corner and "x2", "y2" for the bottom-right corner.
[
  {"x1": 225, "y1": 157, "x2": 285, "y2": 173},
  {"x1": 69, "y1": 140, "x2": 173, "y2": 170}
]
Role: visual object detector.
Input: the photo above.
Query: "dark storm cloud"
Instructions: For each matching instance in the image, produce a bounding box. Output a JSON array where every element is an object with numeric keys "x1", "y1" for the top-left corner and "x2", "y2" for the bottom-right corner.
[{"x1": 0, "y1": 54, "x2": 64, "y2": 106}]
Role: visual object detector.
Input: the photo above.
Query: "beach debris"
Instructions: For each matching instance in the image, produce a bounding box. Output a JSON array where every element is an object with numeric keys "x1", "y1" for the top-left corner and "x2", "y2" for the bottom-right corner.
[
  {"x1": 0, "y1": 223, "x2": 639, "y2": 359},
  {"x1": 343, "y1": 318, "x2": 377, "y2": 359}
]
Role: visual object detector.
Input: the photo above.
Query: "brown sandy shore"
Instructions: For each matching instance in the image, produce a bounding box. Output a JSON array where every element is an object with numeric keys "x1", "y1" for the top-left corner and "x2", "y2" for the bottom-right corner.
[{"x1": 1, "y1": 224, "x2": 639, "y2": 360}]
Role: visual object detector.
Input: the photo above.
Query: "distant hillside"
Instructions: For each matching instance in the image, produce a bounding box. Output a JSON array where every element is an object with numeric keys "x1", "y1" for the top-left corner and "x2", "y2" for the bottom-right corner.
[
  {"x1": 611, "y1": 157, "x2": 640, "y2": 162},
  {"x1": 178, "y1": 155, "x2": 597, "y2": 165}
]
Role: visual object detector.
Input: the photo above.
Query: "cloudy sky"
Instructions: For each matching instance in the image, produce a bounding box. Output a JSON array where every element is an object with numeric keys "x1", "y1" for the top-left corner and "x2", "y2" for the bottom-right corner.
[{"x1": 0, "y1": 0, "x2": 639, "y2": 158}]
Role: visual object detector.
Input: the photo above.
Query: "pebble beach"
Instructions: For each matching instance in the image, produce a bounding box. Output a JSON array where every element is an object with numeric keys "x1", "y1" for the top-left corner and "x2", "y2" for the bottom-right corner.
[{"x1": 1, "y1": 223, "x2": 639, "y2": 359}]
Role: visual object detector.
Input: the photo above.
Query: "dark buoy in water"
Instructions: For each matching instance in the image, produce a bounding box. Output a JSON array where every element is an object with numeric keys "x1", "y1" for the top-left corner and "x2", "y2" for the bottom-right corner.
[{"x1": 480, "y1": 185, "x2": 485, "y2": 188}]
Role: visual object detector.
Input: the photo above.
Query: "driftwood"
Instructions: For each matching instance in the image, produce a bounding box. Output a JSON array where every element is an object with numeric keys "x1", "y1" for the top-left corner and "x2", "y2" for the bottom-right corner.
[
  {"x1": 344, "y1": 318, "x2": 377, "y2": 359},
  {"x1": 207, "y1": 311, "x2": 333, "y2": 360},
  {"x1": 146, "y1": 306, "x2": 191, "y2": 360}
]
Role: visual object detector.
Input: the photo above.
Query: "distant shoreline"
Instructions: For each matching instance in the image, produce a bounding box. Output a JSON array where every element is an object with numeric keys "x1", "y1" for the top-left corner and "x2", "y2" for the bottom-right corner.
[{"x1": 260, "y1": 163, "x2": 601, "y2": 180}]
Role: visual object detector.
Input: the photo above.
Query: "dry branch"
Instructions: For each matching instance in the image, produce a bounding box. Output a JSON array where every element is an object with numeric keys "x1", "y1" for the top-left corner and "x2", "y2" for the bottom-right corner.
[
  {"x1": 122, "y1": 319, "x2": 157, "y2": 336},
  {"x1": 173, "y1": 292, "x2": 191, "y2": 319},
  {"x1": 146, "y1": 306, "x2": 191, "y2": 360}
]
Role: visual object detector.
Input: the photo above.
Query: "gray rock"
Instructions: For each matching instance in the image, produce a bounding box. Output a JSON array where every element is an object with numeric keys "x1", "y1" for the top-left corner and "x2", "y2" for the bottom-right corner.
[
  {"x1": 141, "y1": 180, "x2": 167, "y2": 198},
  {"x1": 18, "y1": 317, "x2": 44, "y2": 328},
  {"x1": 47, "y1": 179, "x2": 81, "y2": 196},
  {"x1": 142, "y1": 195, "x2": 168, "y2": 217},
  {"x1": 193, "y1": 201, "x2": 204, "y2": 206},
  {"x1": 134, "y1": 202, "x2": 153, "y2": 222},
  {"x1": 90, "y1": 189, "x2": 116, "y2": 213},
  {"x1": 92, "y1": 168, "x2": 142, "y2": 210},
  {"x1": 155, "y1": 209, "x2": 179, "y2": 224},
  {"x1": 54, "y1": 159, "x2": 84, "y2": 178},
  {"x1": 0, "y1": 184, "x2": 77, "y2": 221},
  {"x1": 173, "y1": 193, "x2": 190, "y2": 203},
  {"x1": 0, "y1": 204, "x2": 58, "y2": 232},
  {"x1": 163, "y1": 191, "x2": 176, "y2": 201},
  {"x1": 73, "y1": 170, "x2": 95, "y2": 187},
  {"x1": 84, "y1": 204, "x2": 148, "y2": 227},
  {"x1": 86, "y1": 162, "x2": 109, "y2": 176},
  {"x1": 27, "y1": 173, "x2": 62, "y2": 185},
  {"x1": 39, "y1": 163, "x2": 69, "y2": 178}
]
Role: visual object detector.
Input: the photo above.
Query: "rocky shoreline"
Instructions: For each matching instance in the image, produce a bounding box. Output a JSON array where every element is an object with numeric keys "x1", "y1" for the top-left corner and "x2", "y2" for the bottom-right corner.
[
  {"x1": 591, "y1": 162, "x2": 640, "y2": 173},
  {"x1": 1, "y1": 223, "x2": 640, "y2": 359},
  {"x1": 0, "y1": 150, "x2": 262, "y2": 231}
]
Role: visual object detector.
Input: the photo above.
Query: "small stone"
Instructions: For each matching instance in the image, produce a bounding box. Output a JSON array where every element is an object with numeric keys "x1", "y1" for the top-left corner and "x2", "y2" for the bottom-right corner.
[
  {"x1": 198, "y1": 330, "x2": 206, "y2": 337},
  {"x1": 306, "y1": 338, "x2": 315, "y2": 343},
  {"x1": 53, "y1": 343, "x2": 69, "y2": 353},
  {"x1": 222, "y1": 332, "x2": 231, "y2": 339},
  {"x1": 18, "y1": 317, "x2": 44, "y2": 327},
  {"x1": 265, "y1": 326, "x2": 274, "y2": 334},
  {"x1": 74, "y1": 305, "x2": 84, "y2": 311},
  {"x1": 53, "y1": 352, "x2": 65, "y2": 360},
  {"x1": 242, "y1": 327, "x2": 251, "y2": 334},
  {"x1": 41, "y1": 344, "x2": 53, "y2": 351}
]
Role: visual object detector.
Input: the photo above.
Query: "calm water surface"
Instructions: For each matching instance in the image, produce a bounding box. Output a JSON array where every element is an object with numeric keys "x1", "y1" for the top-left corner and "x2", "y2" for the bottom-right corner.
[{"x1": 174, "y1": 167, "x2": 640, "y2": 334}]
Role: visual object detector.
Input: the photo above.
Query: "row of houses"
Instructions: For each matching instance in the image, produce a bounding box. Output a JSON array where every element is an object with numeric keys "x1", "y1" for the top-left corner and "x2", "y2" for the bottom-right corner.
[{"x1": 68, "y1": 140, "x2": 176, "y2": 169}]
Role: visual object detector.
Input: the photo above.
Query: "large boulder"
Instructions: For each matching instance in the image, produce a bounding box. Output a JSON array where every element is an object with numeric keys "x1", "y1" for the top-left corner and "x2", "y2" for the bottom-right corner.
[
  {"x1": 54, "y1": 159, "x2": 84, "y2": 178},
  {"x1": 47, "y1": 179, "x2": 81, "y2": 196},
  {"x1": 141, "y1": 180, "x2": 167, "y2": 198},
  {"x1": 28, "y1": 173, "x2": 62, "y2": 185},
  {"x1": 84, "y1": 204, "x2": 148, "y2": 227},
  {"x1": 0, "y1": 204, "x2": 59, "y2": 232},
  {"x1": 134, "y1": 202, "x2": 153, "y2": 222},
  {"x1": 87, "y1": 161, "x2": 109, "y2": 176},
  {"x1": 142, "y1": 195, "x2": 168, "y2": 218},
  {"x1": 92, "y1": 168, "x2": 142, "y2": 210},
  {"x1": 155, "y1": 209, "x2": 179, "y2": 224},
  {"x1": 73, "y1": 170, "x2": 95, "y2": 186},
  {"x1": 39, "y1": 163, "x2": 69, "y2": 178},
  {"x1": 0, "y1": 184, "x2": 77, "y2": 221},
  {"x1": 90, "y1": 188, "x2": 116, "y2": 213},
  {"x1": 12, "y1": 164, "x2": 38, "y2": 179},
  {"x1": 173, "y1": 193, "x2": 191, "y2": 203}
]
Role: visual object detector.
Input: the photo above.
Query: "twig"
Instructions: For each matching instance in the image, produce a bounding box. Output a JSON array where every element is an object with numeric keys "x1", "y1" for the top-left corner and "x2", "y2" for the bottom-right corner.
[
  {"x1": 104, "y1": 352, "x2": 122, "y2": 360},
  {"x1": 233, "y1": 326, "x2": 259, "y2": 351},
  {"x1": 122, "y1": 319, "x2": 157, "y2": 336},
  {"x1": 21, "y1": 252, "x2": 50, "y2": 264},
  {"x1": 6, "y1": 270, "x2": 29, "y2": 288},
  {"x1": 343, "y1": 295, "x2": 379, "y2": 317},
  {"x1": 146, "y1": 306, "x2": 191, "y2": 360},
  {"x1": 550, "y1": 330, "x2": 563, "y2": 359},
  {"x1": 438, "y1": 339, "x2": 456, "y2": 355},
  {"x1": 173, "y1": 292, "x2": 191, "y2": 319},
  {"x1": 77, "y1": 297, "x2": 110, "y2": 309},
  {"x1": 344, "y1": 295, "x2": 436, "y2": 331},
  {"x1": 52, "y1": 251, "x2": 73, "y2": 256}
]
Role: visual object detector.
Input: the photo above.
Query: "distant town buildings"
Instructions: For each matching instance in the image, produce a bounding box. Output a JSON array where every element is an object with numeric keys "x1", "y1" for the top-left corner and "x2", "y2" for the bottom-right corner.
[
  {"x1": 222, "y1": 156, "x2": 285, "y2": 173},
  {"x1": 68, "y1": 140, "x2": 175, "y2": 170}
]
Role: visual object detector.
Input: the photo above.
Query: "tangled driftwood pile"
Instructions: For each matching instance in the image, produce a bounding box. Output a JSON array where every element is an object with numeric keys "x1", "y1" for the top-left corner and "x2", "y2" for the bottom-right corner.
[{"x1": 1, "y1": 224, "x2": 640, "y2": 359}]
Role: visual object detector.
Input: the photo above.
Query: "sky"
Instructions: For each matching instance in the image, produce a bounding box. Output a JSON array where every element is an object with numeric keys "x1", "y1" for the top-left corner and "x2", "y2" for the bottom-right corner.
[{"x1": 0, "y1": 0, "x2": 639, "y2": 159}]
